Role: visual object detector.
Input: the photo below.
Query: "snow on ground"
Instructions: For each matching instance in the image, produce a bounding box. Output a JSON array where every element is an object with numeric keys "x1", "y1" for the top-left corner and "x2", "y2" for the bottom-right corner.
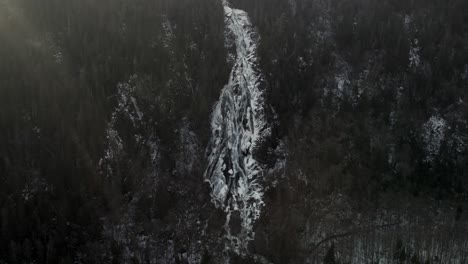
[
  {"x1": 99, "y1": 76, "x2": 164, "y2": 263},
  {"x1": 205, "y1": 0, "x2": 271, "y2": 254},
  {"x1": 409, "y1": 38, "x2": 421, "y2": 70},
  {"x1": 99, "y1": 75, "x2": 143, "y2": 176},
  {"x1": 162, "y1": 17, "x2": 175, "y2": 51},
  {"x1": 22, "y1": 174, "x2": 49, "y2": 202},
  {"x1": 422, "y1": 115, "x2": 446, "y2": 163}
]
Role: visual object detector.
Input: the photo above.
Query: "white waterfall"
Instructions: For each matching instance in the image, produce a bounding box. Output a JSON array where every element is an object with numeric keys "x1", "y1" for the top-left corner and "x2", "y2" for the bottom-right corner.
[{"x1": 205, "y1": 0, "x2": 271, "y2": 254}]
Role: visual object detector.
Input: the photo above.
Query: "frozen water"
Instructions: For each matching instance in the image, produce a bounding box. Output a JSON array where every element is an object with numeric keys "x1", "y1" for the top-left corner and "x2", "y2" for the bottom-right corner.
[{"x1": 205, "y1": 0, "x2": 270, "y2": 254}]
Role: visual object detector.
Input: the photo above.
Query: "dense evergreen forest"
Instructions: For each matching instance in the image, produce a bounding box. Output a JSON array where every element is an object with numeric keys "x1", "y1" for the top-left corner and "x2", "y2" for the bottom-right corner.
[{"x1": 0, "y1": 0, "x2": 467, "y2": 263}]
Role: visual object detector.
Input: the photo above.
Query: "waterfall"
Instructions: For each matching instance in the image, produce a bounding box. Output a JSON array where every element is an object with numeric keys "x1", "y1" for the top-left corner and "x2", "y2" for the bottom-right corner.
[{"x1": 205, "y1": 0, "x2": 271, "y2": 254}]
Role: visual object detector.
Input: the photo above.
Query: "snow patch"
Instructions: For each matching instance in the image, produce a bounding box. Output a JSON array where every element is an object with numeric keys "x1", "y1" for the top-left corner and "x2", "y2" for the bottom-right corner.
[
  {"x1": 162, "y1": 17, "x2": 175, "y2": 50},
  {"x1": 447, "y1": 119, "x2": 468, "y2": 156},
  {"x1": 409, "y1": 38, "x2": 421, "y2": 70},
  {"x1": 422, "y1": 115, "x2": 446, "y2": 162},
  {"x1": 325, "y1": 56, "x2": 351, "y2": 102},
  {"x1": 22, "y1": 174, "x2": 49, "y2": 202},
  {"x1": 99, "y1": 75, "x2": 146, "y2": 176},
  {"x1": 335, "y1": 74, "x2": 348, "y2": 97}
]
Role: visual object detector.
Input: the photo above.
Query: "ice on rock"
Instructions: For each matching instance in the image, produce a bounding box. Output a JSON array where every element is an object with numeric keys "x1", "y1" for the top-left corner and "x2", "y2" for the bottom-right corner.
[
  {"x1": 213, "y1": 178, "x2": 229, "y2": 203},
  {"x1": 205, "y1": 0, "x2": 271, "y2": 254}
]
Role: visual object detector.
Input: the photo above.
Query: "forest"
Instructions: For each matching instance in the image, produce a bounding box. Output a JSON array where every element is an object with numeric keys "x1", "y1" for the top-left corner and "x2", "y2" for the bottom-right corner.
[{"x1": 0, "y1": 0, "x2": 467, "y2": 263}]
